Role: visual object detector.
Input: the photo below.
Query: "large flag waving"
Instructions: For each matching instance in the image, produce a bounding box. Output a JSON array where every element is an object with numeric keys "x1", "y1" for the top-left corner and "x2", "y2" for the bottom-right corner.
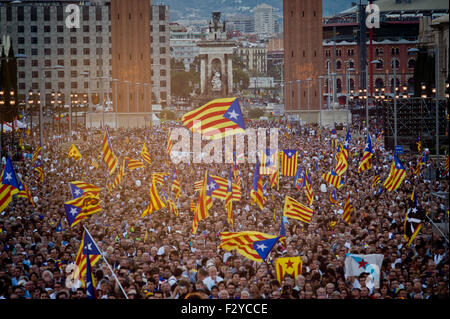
[
  {"x1": 68, "y1": 144, "x2": 82, "y2": 161},
  {"x1": 283, "y1": 196, "x2": 313, "y2": 224},
  {"x1": 182, "y1": 97, "x2": 246, "y2": 140},
  {"x1": 0, "y1": 158, "x2": 21, "y2": 212},
  {"x1": 383, "y1": 155, "x2": 406, "y2": 192},
  {"x1": 358, "y1": 134, "x2": 373, "y2": 173},
  {"x1": 101, "y1": 130, "x2": 118, "y2": 175},
  {"x1": 218, "y1": 231, "x2": 279, "y2": 263}
]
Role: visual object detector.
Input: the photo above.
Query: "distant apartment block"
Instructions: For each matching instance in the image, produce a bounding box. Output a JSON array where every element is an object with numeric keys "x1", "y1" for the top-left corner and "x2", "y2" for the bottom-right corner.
[
  {"x1": 151, "y1": 3, "x2": 171, "y2": 107},
  {"x1": 254, "y1": 3, "x2": 276, "y2": 38}
]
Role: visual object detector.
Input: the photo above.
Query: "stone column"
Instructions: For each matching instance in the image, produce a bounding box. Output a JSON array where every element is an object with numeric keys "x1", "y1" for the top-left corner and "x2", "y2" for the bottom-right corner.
[
  {"x1": 200, "y1": 55, "x2": 206, "y2": 94},
  {"x1": 227, "y1": 54, "x2": 233, "y2": 95}
]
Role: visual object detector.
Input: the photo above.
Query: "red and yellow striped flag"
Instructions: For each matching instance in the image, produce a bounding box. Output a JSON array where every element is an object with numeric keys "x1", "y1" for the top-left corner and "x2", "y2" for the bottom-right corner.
[
  {"x1": 283, "y1": 196, "x2": 313, "y2": 224},
  {"x1": 182, "y1": 97, "x2": 246, "y2": 140},
  {"x1": 101, "y1": 130, "x2": 118, "y2": 175},
  {"x1": 322, "y1": 171, "x2": 344, "y2": 189},
  {"x1": 342, "y1": 195, "x2": 355, "y2": 224},
  {"x1": 75, "y1": 230, "x2": 101, "y2": 285},
  {"x1": 68, "y1": 144, "x2": 82, "y2": 161},
  {"x1": 32, "y1": 145, "x2": 42, "y2": 162},
  {"x1": 167, "y1": 128, "x2": 174, "y2": 155},
  {"x1": 124, "y1": 157, "x2": 145, "y2": 170},
  {"x1": 275, "y1": 256, "x2": 302, "y2": 284},
  {"x1": 17, "y1": 179, "x2": 34, "y2": 206},
  {"x1": 280, "y1": 150, "x2": 298, "y2": 176},
  {"x1": 357, "y1": 135, "x2": 373, "y2": 173},
  {"x1": 141, "y1": 143, "x2": 152, "y2": 165},
  {"x1": 232, "y1": 183, "x2": 242, "y2": 201},
  {"x1": 141, "y1": 183, "x2": 166, "y2": 217},
  {"x1": 304, "y1": 169, "x2": 314, "y2": 206},
  {"x1": 226, "y1": 167, "x2": 233, "y2": 225},
  {"x1": 192, "y1": 171, "x2": 209, "y2": 234},
  {"x1": 383, "y1": 155, "x2": 406, "y2": 192},
  {"x1": 218, "y1": 231, "x2": 279, "y2": 262}
]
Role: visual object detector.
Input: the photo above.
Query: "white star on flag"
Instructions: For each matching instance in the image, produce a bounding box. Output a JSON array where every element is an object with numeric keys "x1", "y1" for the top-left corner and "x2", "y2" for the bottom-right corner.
[
  {"x1": 5, "y1": 173, "x2": 12, "y2": 181},
  {"x1": 74, "y1": 189, "x2": 81, "y2": 196},
  {"x1": 227, "y1": 110, "x2": 239, "y2": 120},
  {"x1": 208, "y1": 182, "x2": 217, "y2": 190},
  {"x1": 256, "y1": 243, "x2": 268, "y2": 251},
  {"x1": 288, "y1": 152, "x2": 293, "y2": 157},
  {"x1": 70, "y1": 208, "x2": 78, "y2": 216}
]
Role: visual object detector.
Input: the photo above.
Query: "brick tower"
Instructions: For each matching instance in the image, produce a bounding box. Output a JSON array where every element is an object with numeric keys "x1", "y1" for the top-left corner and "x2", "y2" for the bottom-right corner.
[
  {"x1": 111, "y1": 0, "x2": 152, "y2": 114},
  {"x1": 283, "y1": 0, "x2": 323, "y2": 115}
]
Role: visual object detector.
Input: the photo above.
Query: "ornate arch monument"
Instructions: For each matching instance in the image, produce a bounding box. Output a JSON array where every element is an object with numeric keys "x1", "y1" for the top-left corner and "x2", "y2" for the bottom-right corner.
[{"x1": 198, "y1": 12, "x2": 236, "y2": 98}]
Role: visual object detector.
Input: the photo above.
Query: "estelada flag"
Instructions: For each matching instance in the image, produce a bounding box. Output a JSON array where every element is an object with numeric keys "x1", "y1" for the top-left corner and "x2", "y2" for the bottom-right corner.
[
  {"x1": 141, "y1": 143, "x2": 152, "y2": 165},
  {"x1": 68, "y1": 144, "x2": 82, "y2": 161},
  {"x1": 275, "y1": 256, "x2": 302, "y2": 283},
  {"x1": 283, "y1": 195, "x2": 313, "y2": 224},
  {"x1": 101, "y1": 130, "x2": 118, "y2": 175},
  {"x1": 280, "y1": 150, "x2": 298, "y2": 176},
  {"x1": 182, "y1": 97, "x2": 246, "y2": 140}
]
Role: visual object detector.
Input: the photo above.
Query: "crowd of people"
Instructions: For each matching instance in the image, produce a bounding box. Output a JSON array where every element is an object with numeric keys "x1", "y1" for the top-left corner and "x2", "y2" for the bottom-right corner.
[{"x1": 0, "y1": 117, "x2": 448, "y2": 300}]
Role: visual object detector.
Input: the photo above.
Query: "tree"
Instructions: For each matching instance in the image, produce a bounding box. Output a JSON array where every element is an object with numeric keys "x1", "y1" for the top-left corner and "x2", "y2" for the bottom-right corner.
[
  {"x1": 171, "y1": 58, "x2": 200, "y2": 99},
  {"x1": 248, "y1": 108, "x2": 265, "y2": 119},
  {"x1": 232, "y1": 54, "x2": 249, "y2": 90}
]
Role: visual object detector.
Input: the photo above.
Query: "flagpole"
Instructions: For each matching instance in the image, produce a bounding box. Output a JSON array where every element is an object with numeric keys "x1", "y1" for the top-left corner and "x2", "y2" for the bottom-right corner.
[
  {"x1": 424, "y1": 215, "x2": 449, "y2": 244},
  {"x1": 83, "y1": 226, "x2": 129, "y2": 299}
]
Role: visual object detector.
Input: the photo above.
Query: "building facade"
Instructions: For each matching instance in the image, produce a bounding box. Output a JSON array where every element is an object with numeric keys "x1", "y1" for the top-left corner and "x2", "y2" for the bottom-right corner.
[
  {"x1": 227, "y1": 14, "x2": 255, "y2": 34},
  {"x1": 254, "y1": 3, "x2": 276, "y2": 38},
  {"x1": 151, "y1": 3, "x2": 171, "y2": 107},
  {"x1": 235, "y1": 43, "x2": 267, "y2": 75},
  {"x1": 0, "y1": 0, "x2": 111, "y2": 107},
  {"x1": 170, "y1": 24, "x2": 204, "y2": 71}
]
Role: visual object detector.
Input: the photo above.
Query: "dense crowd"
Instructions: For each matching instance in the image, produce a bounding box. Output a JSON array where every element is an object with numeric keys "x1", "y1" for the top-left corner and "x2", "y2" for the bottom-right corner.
[{"x1": 0, "y1": 117, "x2": 448, "y2": 300}]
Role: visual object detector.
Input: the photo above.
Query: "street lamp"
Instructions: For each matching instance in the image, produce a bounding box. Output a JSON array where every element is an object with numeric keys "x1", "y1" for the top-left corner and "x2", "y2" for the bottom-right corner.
[
  {"x1": 39, "y1": 64, "x2": 63, "y2": 145},
  {"x1": 306, "y1": 78, "x2": 312, "y2": 112},
  {"x1": 80, "y1": 71, "x2": 91, "y2": 110}
]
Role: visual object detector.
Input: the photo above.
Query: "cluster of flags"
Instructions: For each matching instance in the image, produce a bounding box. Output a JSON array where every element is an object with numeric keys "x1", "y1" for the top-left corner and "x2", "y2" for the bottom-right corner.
[
  {"x1": 64, "y1": 181, "x2": 102, "y2": 228},
  {"x1": 4, "y1": 96, "x2": 440, "y2": 296}
]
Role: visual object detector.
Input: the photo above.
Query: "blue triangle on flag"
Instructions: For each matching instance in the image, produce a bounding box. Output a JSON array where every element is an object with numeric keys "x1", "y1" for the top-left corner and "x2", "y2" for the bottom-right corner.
[
  {"x1": 223, "y1": 98, "x2": 246, "y2": 129},
  {"x1": 252, "y1": 237, "x2": 280, "y2": 262}
]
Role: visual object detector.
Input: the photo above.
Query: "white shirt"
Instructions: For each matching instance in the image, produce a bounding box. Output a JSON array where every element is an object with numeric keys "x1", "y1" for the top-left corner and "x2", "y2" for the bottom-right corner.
[{"x1": 203, "y1": 276, "x2": 224, "y2": 290}]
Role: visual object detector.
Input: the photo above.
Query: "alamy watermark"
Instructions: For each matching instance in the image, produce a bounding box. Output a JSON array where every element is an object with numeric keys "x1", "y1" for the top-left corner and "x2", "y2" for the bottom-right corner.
[
  {"x1": 366, "y1": 4, "x2": 380, "y2": 29},
  {"x1": 169, "y1": 125, "x2": 279, "y2": 165},
  {"x1": 65, "y1": 4, "x2": 81, "y2": 29}
]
